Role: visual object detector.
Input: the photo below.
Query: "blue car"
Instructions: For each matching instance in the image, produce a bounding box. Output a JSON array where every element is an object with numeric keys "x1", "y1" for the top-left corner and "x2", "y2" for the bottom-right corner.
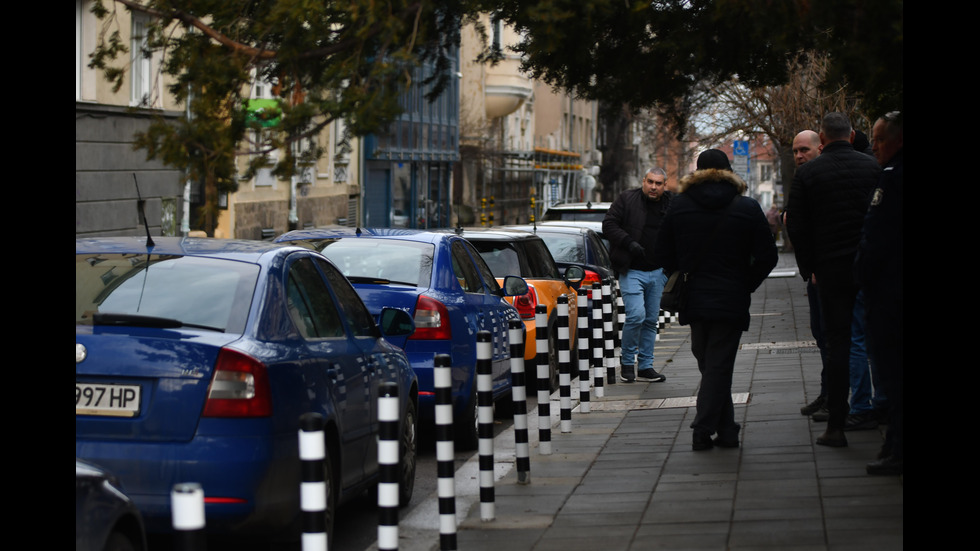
[
  {"x1": 75, "y1": 237, "x2": 418, "y2": 545},
  {"x1": 276, "y1": 228, "x2": 527, "y2": 450}
]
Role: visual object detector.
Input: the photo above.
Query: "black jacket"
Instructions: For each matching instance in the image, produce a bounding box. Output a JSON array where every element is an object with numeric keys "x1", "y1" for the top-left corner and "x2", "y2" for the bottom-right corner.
[
  {"x1": 602, "y1": 187, "x2": 672, "y2": 273},
  {"x1": 855, "y1": 148, "x2": 903, "y2": 302},
  {"x1": 785, "y1": 140, "x2": 880, "y2": 280},
  {"x1": 652, "y1": 169, "x2": 778, "y2": 330}
]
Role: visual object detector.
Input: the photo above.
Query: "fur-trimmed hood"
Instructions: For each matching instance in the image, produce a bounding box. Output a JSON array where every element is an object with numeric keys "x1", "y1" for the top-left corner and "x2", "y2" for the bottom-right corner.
[{"x1": 678, "y1": 168, "x2": 747, "y2": 194}]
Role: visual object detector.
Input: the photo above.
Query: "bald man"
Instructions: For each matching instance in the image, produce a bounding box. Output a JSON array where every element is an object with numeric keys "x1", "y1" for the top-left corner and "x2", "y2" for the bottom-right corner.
[{"x1": 792, "y1": 130, "x2": 821, "y2": 167}]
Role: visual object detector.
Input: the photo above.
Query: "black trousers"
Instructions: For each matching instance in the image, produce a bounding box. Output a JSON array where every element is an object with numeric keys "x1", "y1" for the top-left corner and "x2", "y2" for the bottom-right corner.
[
  {"x1": 690, "y1": 320, "x2": 743, "y2": 438},
  {"x1": 815, "y1": 258, "x2": 860, "y2": 430}
]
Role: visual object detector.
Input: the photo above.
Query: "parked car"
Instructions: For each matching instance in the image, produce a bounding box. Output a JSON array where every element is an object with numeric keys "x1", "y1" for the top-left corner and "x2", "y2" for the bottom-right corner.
[
  {"x1": 542, "y1": 201, "x2": 612, "y2": 223},
  {"x1": 503, "y1": 224, "x2": 615, "y2": 290},
  {"x1": 76, "y1": 458, "x2": 147, "y2": 551},
  {"x1": 453, "y1": 228, "x2": 584, "y2": 391},
  {"x1": 276, "y1": 228, "x2": 527, "y2": 449},
  {"x1": 76, "y1": 237, "x2": 418, "y2": 546}
]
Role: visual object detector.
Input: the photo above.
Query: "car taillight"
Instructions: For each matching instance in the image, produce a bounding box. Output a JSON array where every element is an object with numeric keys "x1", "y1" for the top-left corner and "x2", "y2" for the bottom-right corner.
[
  {"x1": 582, "y1": 269, "x2": 602, "y2": 287},
  {"x1": 203, "y1": 348, "x2": 272, "y2": 417},
  {"x1": 410, "y1": 295, "x2": 452, "y2": 340},
  {"x1": 513, "y1": 286, "x2": 538, "y2": 320}
]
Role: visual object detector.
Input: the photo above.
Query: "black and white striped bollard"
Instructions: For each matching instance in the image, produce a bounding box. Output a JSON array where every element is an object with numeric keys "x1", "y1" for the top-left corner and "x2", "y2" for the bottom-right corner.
[
  {"x1": 602, "y1": 282, "x2": 616, "y2": 384},
  {"x1": 557, "y1": 295, "x2": 572, "y2": 433},
  {"x1": 508, "y1": 320, "x2": 531, "y2": 484},
  {"x1": 577, "y1": 288, "x2": 591, "y2": 413},
  {"x1": 377, "y1": 382, "x2": 400, "y2": 551},
  {"x1": 433, "y1": 354, "x2": 457, "y2": 550},
  {"x1": 616, "y1": 291, "x2": 625, "y2": 363},
  {"x1": 534, "y1": 304, "x2": 552, "y2": 455},
  {"x1": 477, "y1": 331, "x2": 495, "y2": 521},
  {"x1": 171, "y1": 482, "x2": 206, "y2": 551},
  {"x1": 299, "y1": 413, "x2": 328, "y2": 551},
  {"x1": 591, "y1": 283, "x2": 604, "y2": 398}
]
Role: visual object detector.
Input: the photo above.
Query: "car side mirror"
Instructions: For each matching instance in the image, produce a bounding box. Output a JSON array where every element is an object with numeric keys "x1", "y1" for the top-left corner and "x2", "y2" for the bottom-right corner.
[
  {"x1": 379, "y1": 307, "x2": 415, "y2": 338},
  {"x1": 501, "y1": 275, "x2": 529, "y2": 297},
  {"x1": 563, "y1": 265, "x2": 586, "y2": 290}
]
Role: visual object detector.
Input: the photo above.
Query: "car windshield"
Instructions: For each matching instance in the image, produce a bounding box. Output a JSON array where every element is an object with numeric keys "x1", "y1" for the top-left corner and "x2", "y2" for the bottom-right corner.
[
  {"x1": 314, "y1": 238, "x2": 433, "y2": 286},
  {"x1": 543, "y1": 210, "x2": 607, "y2": 222},
  {"x1": 537, "y1": 234, "x2": 585, "y2": 263},
  {"x1": 76, "y1": 253, "x2": 259, "y2": 333}
]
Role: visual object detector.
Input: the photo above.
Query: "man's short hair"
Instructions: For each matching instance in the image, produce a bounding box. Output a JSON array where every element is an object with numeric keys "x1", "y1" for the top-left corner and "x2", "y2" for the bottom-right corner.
[
  {"x1": 822, "y1": 112, "x2": 852, "y2": 142},
  {"x1": 646, "y1": 167, "x2": 667, "y2": 178},
  {"x1": 879, "y1": 110, "x2": 903, "y2": 139}
]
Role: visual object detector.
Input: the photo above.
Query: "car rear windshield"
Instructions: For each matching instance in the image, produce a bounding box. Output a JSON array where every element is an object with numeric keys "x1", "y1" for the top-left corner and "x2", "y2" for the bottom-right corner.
[
  {"x1": 537, "y1": 233, "x2": 585, "y2": 264},
  {"x1": 315, "y1": 239, "x2": 433, "y2": 287},
  {"x1": 76, "y1": 253, "x2": 259, "y2": 333},
  {"x1": 542, "y1": 209, "x2": 607, "y2": 222}
]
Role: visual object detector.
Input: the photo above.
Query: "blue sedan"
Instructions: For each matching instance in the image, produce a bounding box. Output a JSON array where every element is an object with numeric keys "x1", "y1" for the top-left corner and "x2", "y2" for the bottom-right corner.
[
  {"x1": 75, "y1": 237, "x2": 418, "y2": 545},
  {"x1": 276, "y1": 228, "x2": 527, "y2": 450}
]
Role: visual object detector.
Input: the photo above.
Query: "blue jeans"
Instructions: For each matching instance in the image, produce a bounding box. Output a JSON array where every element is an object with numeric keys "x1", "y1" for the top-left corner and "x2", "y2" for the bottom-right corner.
[
  {"x1": 849, "y1": 289, "x2": 886, "y2": 414},
  {"x1": 619, "y1": 268, "x2": 666, "y2": 370}
]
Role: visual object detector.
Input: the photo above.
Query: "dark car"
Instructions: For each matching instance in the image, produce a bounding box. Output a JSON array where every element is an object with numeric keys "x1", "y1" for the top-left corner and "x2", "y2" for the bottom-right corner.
[
  {"x1": 276, "y1": 228, "x2": 527, "y2": 449},
  {"x1": 503, "y1": 224, "x2": 615, "y2": 289},
  {"x1": 76, "y1": 237, "x2": 418, "y2": 546},
  {"x1": 76, "y1": 459, "x2": 147, "y2": 551},
  {"x1": 453, "y1": 228, "x2": 584, "y2": 391}
]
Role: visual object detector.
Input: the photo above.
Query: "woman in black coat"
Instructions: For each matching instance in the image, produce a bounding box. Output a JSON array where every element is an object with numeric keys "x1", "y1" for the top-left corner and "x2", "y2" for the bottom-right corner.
[{"x1": 652, "y1": 149, "x2": 778, "y2": 450}]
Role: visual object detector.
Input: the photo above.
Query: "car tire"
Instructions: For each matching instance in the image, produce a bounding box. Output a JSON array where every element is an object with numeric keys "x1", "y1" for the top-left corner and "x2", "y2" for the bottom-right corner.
[
  {"x1": 399, "y1": 398, "x2": 418, "y2": 507},
  {"x1": 455, "y1": 382, "x2": 479, "y2": 451},
  {"x1": 322, "y1": 448, "x2": 336, "y2": 550},
  {"x1": 547, "y1": 321, "x2": 560, "y2": 393},
  {"x1": 103, "y1": 532, "x2": 138, "y2": 551}
]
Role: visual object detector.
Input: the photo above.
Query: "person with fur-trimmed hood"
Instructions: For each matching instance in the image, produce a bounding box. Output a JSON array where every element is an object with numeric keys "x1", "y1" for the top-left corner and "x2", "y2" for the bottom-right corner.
[{"x1": 652, "y1": 149, "x2": 777, "y2": 451}]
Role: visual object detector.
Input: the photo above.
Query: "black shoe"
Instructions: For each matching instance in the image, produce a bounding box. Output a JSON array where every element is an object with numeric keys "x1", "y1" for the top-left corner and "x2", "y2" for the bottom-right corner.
[
  {"x1": 872, "y1": 406, "x2": 890, "y2": 424},
  {"x1": 816, "y1": 429, "x2": 848, "y2": 447},
  {"x1": 844, "y1": 412, "x2": 878, "y2": 431},
  {"x1": 801, "y1": 395, "x2": 827, "y2": 416},
  {"x1": 693, "y1": 432, "x2": 714, "y2": 451},
  {"x1": 619, "y1": 364, "x2": 635, "y2": 383},
  {"x1": 810, "y1": 407, "x2": 829, "y2": 422},
  {"x1": 866, "y1": 455, "x2": 903, "y2": 476},
  {"x1": 713, "y1": 436, "x2": 739, "y2": 448},
  {"x1": 637, "y1": 368, "x2": 666, "y2": 382}
]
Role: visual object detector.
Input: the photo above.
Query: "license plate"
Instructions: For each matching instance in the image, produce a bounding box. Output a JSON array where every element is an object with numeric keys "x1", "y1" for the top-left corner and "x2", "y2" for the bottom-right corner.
[{"x1": 76, "y1": 382, "x2": 141, "y2": 417}]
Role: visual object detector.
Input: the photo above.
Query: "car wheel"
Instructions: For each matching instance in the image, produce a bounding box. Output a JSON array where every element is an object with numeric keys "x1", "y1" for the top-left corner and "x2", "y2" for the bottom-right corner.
[
  {"x1": 399, "y1": 398, "x2": 418, "y2": 507},
  {"x1": 455, "y1": 383, "x2": 479, "y2": 451},
  {"x1": 103, "y1": 532, "x2": 137, "y2": 551},
  {"x1": 322, "y1": 448, "x2": 336, "y2": 550}
]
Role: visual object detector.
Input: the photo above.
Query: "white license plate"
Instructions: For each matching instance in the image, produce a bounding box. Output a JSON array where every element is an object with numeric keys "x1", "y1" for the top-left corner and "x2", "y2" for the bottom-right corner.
[{"x1": 76, "y1": 382, "x2": 141, "y2": 417}]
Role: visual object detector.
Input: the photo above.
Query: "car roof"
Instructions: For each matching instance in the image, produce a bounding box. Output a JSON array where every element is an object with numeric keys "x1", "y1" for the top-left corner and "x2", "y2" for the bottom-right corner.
[
  {"x1": 450, "y1": 227, "x2": 543, "y2": 241},
  {"x1": 277, "y1": 227, "x2": 448, "y2": 245},
  {"x1": 503, "y1": 224, "x2": 595, "y2": 237},
  {"x1": 75, "y1": 236, "x2": 306, "y2": 263},
  {"x1": 544, "y1": 202, "x2": 612, "y2": 211}
]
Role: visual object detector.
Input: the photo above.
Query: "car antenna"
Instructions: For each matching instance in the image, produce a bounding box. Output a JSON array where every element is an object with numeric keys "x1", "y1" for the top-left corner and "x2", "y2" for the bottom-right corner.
[
  {"x1": 586, "y1": 200, "x2": 592, "y2": 209},
  {"x1": 356, "y1": 226, "x2": 362, "y2": 236},
  {"x1": 455, "y1": 222, "x2": 463, "y2": 236},
  {"x1": 133, "y1": 173, "x2": 155, "y2": 247}
]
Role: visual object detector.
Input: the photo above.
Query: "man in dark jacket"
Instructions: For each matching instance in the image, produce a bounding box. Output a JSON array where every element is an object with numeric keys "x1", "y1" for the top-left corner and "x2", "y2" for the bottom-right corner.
[
  {"x1": 603, "y1": 168, "x2": 672, "y2": 383},
  {"x1": 653, "y1": 149, "x2": 777, "y2": 450},
  {"x1": 785, "y1": 112, "x2": 880, "y2": 448},
  {"x1": 857, "y1": 111, "x2": 903, "y2": 475}
]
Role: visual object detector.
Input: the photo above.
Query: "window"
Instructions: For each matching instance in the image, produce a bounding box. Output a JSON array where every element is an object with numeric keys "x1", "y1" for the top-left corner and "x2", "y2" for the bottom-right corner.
[
  {"x1": 130, "y1": 13, "x2": 155, "y2": 106},
  {"x1": 286, "y1": 258, "x2": 344, "y2": 339}
]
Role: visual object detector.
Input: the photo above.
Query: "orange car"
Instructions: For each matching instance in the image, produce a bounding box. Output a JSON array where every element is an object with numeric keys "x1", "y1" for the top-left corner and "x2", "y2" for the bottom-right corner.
[{"x1": 456, "y1": 228, "x2": 584, "y2": 391}]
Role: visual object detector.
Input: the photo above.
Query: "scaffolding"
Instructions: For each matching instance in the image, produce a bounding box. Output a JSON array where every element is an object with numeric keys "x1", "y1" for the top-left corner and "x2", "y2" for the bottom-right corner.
[{"x1": 479, "y1": 147, "x2": 591, "y2": 226}]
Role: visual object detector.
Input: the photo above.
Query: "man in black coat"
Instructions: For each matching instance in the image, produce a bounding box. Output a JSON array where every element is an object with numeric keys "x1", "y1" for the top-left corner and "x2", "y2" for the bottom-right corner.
[
  {"x1": 857, "y1": 111, "x2": 903, "y2": 475},
  {"x1": 786, "y1": 112, "x2": 880, "y2": 448},
  {"x1": 652, "y1": 150, "x2": 777, "y2": 450}
]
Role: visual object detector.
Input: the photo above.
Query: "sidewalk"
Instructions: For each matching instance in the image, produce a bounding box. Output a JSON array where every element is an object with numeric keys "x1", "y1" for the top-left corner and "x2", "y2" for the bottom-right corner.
[{"x1": 391, "y1": 252, "x2": 903, "y2": 550}]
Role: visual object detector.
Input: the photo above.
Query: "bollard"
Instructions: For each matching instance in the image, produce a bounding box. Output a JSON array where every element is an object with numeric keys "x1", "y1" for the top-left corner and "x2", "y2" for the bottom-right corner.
[
  {"x1": 378, "y1": 382, "x2": 400, "y2": 551},
  {"x1": 433, "y1": 355, "x2": 457, "y2": 550},
  {"x1": 299, "y1": 413, "x2": 328, "y2": 551},
  {"x1": 477, "y1": 331, "x2": 495, "y2": 521},
  {"x1": 557, "y1": 295, "x2": 572, "y2": 433},
  {"x1": 534, "y1": 304, "x2": 552, "y2": 455},
  {"x1": 602, "y1": 282, "x2": 616, "y2": 385},
  {"x1": 171, "y1": 482, "x2": 206, "y2": 551},
  {"x1": 577, "y1": 288, "x2": 591, "y2": 413},
  {"x1": 508, "y1": 320, "x2": 531, "y2": 484},
  {"x1": 591, "y1": 283, "x2": 604, "y2": 398},
  {"x1": 616, "y1": 292, "x2": 626, "y2": 363}
]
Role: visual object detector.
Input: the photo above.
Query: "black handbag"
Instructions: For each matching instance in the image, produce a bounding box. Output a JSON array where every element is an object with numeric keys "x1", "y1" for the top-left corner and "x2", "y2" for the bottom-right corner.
[{"x1": 660, "y1": 196, "x2": 739, "y2": 313}]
